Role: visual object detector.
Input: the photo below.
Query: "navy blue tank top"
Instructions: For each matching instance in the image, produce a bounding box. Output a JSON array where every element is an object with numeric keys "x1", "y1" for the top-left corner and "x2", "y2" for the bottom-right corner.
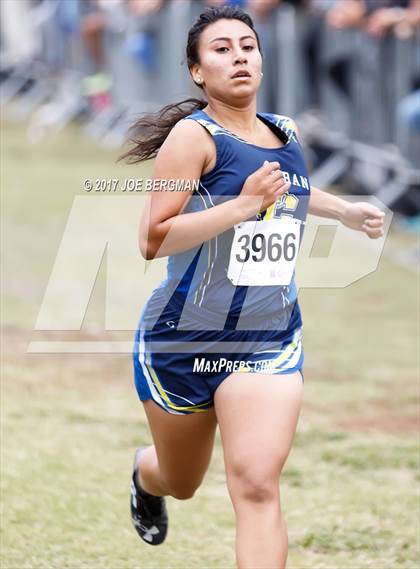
[{"x1": 156, "y1": 109, "x2": 311, "y2": 328}]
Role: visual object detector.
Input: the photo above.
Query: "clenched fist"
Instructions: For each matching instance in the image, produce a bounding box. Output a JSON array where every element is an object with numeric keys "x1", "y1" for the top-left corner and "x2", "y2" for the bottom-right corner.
[
  {"x1": 340, "y1": 202, "x2": 385, "y2": 239},
  {"x1": 239, "y1": 160, "x2": 291, "y2": 216}
]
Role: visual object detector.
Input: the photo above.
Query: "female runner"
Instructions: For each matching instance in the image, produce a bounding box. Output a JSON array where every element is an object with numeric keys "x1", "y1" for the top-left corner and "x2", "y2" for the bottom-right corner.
[{"x1": 122, "y1": 6, "x2": 385, "y2": 568}]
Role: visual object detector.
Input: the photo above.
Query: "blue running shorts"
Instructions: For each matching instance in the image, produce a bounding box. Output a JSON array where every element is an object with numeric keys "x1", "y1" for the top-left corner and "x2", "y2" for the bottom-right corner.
[{"x1": 133, "y1": 289, "x2": 304, "y2": 415}]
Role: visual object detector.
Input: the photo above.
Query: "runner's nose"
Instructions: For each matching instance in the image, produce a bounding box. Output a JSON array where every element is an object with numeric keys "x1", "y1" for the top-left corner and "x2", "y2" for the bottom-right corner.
[{"x1": 233, "y1": 51, "x2": 247, "y2": 65}]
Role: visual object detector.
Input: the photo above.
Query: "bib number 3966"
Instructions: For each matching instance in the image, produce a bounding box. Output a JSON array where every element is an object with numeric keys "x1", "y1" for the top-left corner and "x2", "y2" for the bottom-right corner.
[{"x1": 227, "y1": 218, "x2": 300, "y2": 286}]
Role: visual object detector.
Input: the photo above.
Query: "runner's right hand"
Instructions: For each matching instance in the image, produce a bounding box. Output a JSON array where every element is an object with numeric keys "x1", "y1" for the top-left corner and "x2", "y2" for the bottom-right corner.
[{"x1": 239, "y1": 160, "x2": 291, "y2": 215}]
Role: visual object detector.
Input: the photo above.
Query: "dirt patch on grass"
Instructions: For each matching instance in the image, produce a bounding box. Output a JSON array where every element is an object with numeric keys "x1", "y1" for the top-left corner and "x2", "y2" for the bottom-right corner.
[
  {"x1": 303, "y1": 399, "x2": 420, "y2": 433},
  {"x1": 337, "y1": 413, "x2": 420, "y2": 433}
]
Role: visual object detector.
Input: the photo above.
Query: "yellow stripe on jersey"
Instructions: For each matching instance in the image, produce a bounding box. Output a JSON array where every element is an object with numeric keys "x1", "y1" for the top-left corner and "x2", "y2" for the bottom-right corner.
[
  {"x1": 236, "y1": 329, "x2": 301, "y2": 373},
  {"x1": 145, "y1": 362, "x2": 211, "y2": 413},
  {"x1": 268, "y1": 330, "x2": 301, "y2": 368}
]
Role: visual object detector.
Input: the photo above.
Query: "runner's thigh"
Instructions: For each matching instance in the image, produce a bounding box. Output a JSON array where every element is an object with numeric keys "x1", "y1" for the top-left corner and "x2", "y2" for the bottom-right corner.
[
  {"x1": 143, "y1": 399, "x2": 218, "y2": 490},
  {"x1": 214, "y1": 372, "x2": 303, "y2": 486}
]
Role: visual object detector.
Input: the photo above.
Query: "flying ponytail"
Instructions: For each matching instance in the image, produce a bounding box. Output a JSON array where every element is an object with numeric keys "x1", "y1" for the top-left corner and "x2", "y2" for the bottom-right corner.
[{"x1": 119, "y1": 98, "x2": 207, "y2": 164}]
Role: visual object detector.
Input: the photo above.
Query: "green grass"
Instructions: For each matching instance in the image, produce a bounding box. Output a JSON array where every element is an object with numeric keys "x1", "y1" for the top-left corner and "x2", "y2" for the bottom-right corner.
[{"x1": 1, "y1": 120, "x2": 419, "y2": 568}]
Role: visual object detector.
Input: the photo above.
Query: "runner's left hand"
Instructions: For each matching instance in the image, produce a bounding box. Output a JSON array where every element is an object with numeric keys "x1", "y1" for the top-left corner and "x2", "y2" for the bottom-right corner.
[{"x1": 340, "y1": 202, "x2": 385, "y2": 239}]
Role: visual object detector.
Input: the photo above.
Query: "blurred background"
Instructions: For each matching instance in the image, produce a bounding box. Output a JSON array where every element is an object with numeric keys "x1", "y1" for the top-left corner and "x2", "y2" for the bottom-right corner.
[
  {"x1": 1, "y1": 0, "x2": 419, "y2": 220},
  {"x1": 1, "y1": 1, "x2": 419, "y2": 568}
]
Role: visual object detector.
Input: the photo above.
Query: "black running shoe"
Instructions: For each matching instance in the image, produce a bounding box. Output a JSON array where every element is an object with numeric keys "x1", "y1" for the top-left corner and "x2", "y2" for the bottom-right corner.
[{"x1": 130, "y1": 448, "x2": 168, "y2": 545}]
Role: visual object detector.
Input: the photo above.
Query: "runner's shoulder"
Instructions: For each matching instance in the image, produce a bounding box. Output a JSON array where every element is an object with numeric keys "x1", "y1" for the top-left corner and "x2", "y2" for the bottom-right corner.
[
  {"x1": 159, "y1": 116, "x2": 214, "y2": 165},
  {"x1": 168, "y1": 116, "x2": 214, "y2": 147},
  {"x1": 154, "y1": 116, "x2": 213, "y2": 177}
]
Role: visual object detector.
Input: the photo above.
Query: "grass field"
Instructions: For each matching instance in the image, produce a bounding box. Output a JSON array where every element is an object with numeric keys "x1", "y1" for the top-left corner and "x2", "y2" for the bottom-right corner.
[{"x1": 1, "y1": 119, "x2": 419, "y2": 569}]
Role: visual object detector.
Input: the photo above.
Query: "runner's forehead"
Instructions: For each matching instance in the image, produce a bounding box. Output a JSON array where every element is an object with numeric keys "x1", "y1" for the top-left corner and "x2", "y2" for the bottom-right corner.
[{"x1": 200, "y1": 19, "x2": 258, "y2": 46}]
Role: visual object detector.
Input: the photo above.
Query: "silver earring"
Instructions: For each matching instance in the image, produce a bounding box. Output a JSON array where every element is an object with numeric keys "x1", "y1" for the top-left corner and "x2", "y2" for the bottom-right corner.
[
  {"x1": 261, "y1": 72, "x2": 264, "y2": 77},
  {"x1": 196, "y1": 78, "x2": 202, "y2": 84}
]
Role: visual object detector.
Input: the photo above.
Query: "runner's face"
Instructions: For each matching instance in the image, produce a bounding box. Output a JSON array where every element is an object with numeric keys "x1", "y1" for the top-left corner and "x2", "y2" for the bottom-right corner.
[{"x1": 193, "y1": 19, "x2": 262, "y2": 102}]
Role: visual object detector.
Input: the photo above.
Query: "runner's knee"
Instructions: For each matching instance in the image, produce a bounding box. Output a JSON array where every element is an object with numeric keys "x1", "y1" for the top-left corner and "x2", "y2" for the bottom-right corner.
[
  {"x1": 166, "y1": 479, "x2": 201, "y2": 500},
  {"x1": 227, "y1": 465, "x2": 280, "y2": 503},
  {"x1": 162, "y1": 468, "x2": 206, "y2": 500}
]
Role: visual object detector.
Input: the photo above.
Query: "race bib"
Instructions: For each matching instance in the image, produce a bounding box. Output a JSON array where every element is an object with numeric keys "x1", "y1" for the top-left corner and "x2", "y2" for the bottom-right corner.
[{"x1": 227, "y1": 218, "x2": 301, "y2": 286}]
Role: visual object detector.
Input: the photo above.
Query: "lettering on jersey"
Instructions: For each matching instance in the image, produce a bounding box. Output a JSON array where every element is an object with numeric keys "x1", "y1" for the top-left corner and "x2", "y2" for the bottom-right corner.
[
  {"x1": 282, "y1": 170, "x2": 309, "y2": 190},
  {"x1": 300, "y1": 176, "x2": 309, "y2": 190}
]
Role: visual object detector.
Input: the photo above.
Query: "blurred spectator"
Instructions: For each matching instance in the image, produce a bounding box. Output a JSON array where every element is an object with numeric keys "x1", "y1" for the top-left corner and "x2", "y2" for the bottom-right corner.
[
  {"x1": 81, "y1": 0, "x2": 167, "y2": 115},
  {"x1": 245, "y1": 0, "x2": 281, "y2": 111},
  {"x1": 326, "y1": 0, "x2": 416, "y2": 32},
  {"x1": 129, "y1": 0, "x2": 165, "y2": 17},
  {"x1": 326, "y1": 0, "x2": 366, "y2": 30},
  {"x1": 322, "y1": 0, "x2": 413, "y2": 109},
  {"x1": 80, "y1": 2, "x2": 107, "y2": 74},
  {"x1": 205, "y1": 0, "x2": 232, "y2": 6},
  {"x1": 395, "y1": 0, "x2": 420, "y2": 37},
  {"x1": 366, "y1": 0, "x2": 420, "y2": 38},
  {"x1": 126, "y1": 0, "x2": 165, "y2": 74},
  {"x1": 126, "y1": 0, "x2": 171, "y2": 108},
  {"x1": 246, "y1": 0, "x2": 281, "y2": 22},
  {"x1": 0, "y1": 0, "x2": 39, "y2": 71},
  {"x1": 301, "y1": 0, "x2": 338, "y2": 110},
  {"x1": 80, "y1": 0, "x2": 115, "y2": 113},
  {"x1": 204, "y1": 0, "x2": 247, "y2": 7},
  {"x1": 394, "y1": 1, "x2": 420, "y2": 136},
  {"x1": 398, "y1": 89, "x2": 420, "y2": 131}
]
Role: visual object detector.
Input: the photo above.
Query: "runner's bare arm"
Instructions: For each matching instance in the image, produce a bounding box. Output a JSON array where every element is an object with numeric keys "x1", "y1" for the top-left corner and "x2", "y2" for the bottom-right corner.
[
  {"x1": 139, "y1": 120, "x2": 289, "y2": 259},
  {"x1": 309, "y1": 186, "x2": 385, "y2": 238},
  {"x1": 309, "y1": 186, "x2": 348, "y2": 219}
]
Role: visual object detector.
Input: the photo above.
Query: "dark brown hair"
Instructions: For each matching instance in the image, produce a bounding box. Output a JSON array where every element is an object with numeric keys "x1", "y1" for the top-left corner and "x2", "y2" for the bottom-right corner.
[{"x1": 120, "y1": 5, "x2": 261, "y2": 164}]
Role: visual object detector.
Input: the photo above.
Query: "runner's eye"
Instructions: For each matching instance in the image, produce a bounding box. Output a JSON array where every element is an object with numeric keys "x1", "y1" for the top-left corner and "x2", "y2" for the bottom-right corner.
[
  {"x1": 215, "y1": 47, "x2": 229, "y2": 53},
  {"x1": 243, "y1": 45, "x2": 255, "y2": 51}
]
